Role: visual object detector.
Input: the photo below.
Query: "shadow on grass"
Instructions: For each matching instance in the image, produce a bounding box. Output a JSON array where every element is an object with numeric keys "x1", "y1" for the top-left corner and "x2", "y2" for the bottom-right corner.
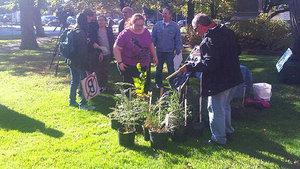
[
  {"x1": 229, "y1": 130, "x2": 300, "y2": 168},
  {"x1": 125, "y1": 138, "x2": 192, "y2": 158},
  {"x1": 227, "y1": 68, "x2": 300, "y2": 168},
  {"x1": 0, "y1": 35, "x2": 21, "y2": 40},
  {"x1": 0, "y1": 104, "x2": 64, "y2": 138},
  {"x1": 125, "y1": 144, "x2": 156, "y2": 156},
  {"x1": 91, "y1": 93, "x2": 116, "y2": 116},
  {"x1": 0, "y1": 38, "x2": 70, "y2": 78}
]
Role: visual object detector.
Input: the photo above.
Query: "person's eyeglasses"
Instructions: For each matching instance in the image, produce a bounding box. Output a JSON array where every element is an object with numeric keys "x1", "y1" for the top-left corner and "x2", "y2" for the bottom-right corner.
[{"x1": 193, "y1": 26, "x2": 198, "y2": 32}]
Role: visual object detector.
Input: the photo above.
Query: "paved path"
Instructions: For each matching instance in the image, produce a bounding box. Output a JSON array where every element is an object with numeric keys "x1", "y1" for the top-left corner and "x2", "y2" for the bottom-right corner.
[{"x1": 0, "y1": 25, "x2": 61, "y2": 37}]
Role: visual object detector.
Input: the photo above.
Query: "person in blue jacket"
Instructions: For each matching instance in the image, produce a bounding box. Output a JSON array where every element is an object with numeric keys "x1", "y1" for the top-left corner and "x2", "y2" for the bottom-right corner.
[{"x1": 152, "y1": 7, "x2": 183, "y2": 88}]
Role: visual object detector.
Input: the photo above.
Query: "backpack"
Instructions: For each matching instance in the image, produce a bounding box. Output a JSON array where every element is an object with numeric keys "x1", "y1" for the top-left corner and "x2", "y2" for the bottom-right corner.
[{"x1": 58, "y1": 29, "x2": 76, "y2": 60}]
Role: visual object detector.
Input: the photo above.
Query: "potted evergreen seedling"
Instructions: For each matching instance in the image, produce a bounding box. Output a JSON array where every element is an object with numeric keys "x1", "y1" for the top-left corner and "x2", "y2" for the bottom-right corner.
[
  {"x1": 144, "y1": 93, "x2": 170, "y2": 149},
  {"x1": 163, "y1": 91, "x2": 191, "y2": 143},
  {"x1": 109, "y1": 83, "x2": 147, "y2": 147}
]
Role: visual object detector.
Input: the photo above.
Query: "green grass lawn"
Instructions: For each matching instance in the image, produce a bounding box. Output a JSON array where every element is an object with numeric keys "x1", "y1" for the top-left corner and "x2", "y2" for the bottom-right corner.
[{"x1": 0, "y1": 38, "x2": 299, "y2": 168}]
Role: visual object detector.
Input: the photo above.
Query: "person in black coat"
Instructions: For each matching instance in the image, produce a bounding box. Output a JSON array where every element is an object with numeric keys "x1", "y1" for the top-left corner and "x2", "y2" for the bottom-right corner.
[
  {"x1": 179, "y1": 13, "x2": 243, "y2": 145},
  {"x1": 68, "y1": 12, "x2": 96, "y2": 110}
]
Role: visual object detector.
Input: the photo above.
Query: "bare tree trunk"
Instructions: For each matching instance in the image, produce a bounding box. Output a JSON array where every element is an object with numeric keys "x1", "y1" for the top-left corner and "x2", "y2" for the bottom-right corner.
[
  {"x1": 34, "y1": 6, "x2": 45, "y2": 37},
  {"x1": 210, "y1": 0, "x2": 217, "y2": 19},
  {"x1": 288, "y1": 0, "x2": 300, "y2": 37},
  {"x1": 119, "y1": 0, "x2": 134, "y2": 9},
  {"x1": 119, "y1": 0, "x2": 125, "y2": 9},
  {"x1": 20, "y1": 0, "x2": 39, "y2": 50},
  {"x1": 187, "y1": 0, "x2": 195, "y2": 25}
]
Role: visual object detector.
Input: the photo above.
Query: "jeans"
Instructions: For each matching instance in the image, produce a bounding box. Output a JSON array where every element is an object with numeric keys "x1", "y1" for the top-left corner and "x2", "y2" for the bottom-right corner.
[
  {"x1": 155, "y1": 52, "x2": 175, "y2": 87},
  {"x1": 207, "y1": 85, "x2": 238, "y2": 144},
  {"x1": 69, "y1": 65, "x2": 87, "y2": 106}
]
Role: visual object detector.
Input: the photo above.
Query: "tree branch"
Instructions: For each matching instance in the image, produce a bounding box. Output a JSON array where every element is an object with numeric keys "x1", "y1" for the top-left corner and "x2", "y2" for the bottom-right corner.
[{"x1": 268, "y1": 8, "x2": 289, "y2": 19}]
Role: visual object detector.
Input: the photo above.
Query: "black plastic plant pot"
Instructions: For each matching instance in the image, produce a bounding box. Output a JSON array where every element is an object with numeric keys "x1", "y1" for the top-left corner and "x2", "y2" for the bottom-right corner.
[
  {"x1": 111, "y1": 119, "x2": 122, "y2": 130},
  {"x1": 135, "y1": 125, "x2": 143, "y2": 134},
  {"x1": 149, "y1": 130, "x2": 168, "y2": 149},
  {"x1": 170, "y1": 126, "x2": 188, "y2": 143},
  {"x1": 189, "y1": 122, "x2": 205, "y2": 138},
  {"x1": 118, "y1": 128, "x2": 136, "y2": 147},
  {"x1": 142, "y1": 126, "x2": 150, "y2": 141}
]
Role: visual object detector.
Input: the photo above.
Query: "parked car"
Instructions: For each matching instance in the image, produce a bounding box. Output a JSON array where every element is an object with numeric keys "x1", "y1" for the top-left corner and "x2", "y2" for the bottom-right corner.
[
  {"x1": 0, "y1": 14, "x2": 12, "y2": 23},
  {"x1": 46, "y1": 19, "x2": 60, "y2": 27},
  {"x1": 41, "y1": 15, "x2": 57, "y2": 25},
  {"x1": 177, "y1": 20, "x2": 187, "y2": 27}
]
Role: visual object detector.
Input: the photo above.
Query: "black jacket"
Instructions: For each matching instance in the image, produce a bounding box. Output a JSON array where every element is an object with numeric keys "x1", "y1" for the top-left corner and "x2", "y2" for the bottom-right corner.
[
  {"x1": 71, "y1": 29, "x2": 90, "y2": 70},
  {"x1": 104, "y1": 26, "x2": 115, "y2": 56},
  {"x1": 88, "y1": 21, "x2": 100, "y2": 45},
  {"x1": 118, "y1": 19, "x2": 125, "y2": 33},
  {"x1": 187, "y1": 25, "x2": 243, "y2": 96}
]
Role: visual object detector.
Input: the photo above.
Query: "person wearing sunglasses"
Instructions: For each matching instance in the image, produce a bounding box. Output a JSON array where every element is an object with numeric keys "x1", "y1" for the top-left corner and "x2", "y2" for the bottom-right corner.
[{"x1": 179, "y1": 13, "x2": 243, "y2": 146}]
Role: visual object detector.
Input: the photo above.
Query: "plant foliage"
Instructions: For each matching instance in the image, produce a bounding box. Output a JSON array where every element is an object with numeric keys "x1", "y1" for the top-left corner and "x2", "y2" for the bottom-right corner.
[
  {"x1": 133, "y1": 63, "x2": 147, "y2": 96},
  {"x1": 162, "y1": 91, "x2": 190, "y2": 132},
  {"x1": 230, "y1": 14, "x2": 292, "y2": 51},
  {"x1": 109, "y1": 83, "x2": 148, "y2": 132}
]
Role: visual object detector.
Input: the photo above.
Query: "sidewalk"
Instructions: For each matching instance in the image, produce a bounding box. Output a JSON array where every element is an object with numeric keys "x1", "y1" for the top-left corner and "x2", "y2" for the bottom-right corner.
[{"x1": 0, "y1": 25, "x2": 61, "y2": 37}]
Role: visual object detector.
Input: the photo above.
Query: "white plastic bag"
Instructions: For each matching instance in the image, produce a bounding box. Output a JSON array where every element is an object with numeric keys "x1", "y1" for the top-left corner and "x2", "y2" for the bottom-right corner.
[
  {"x1": 253, "y1": 83, "x2": 272, "y2": 101},
  {"x1": 173, "y1": 52, "x2": 183, "y2": 70}
]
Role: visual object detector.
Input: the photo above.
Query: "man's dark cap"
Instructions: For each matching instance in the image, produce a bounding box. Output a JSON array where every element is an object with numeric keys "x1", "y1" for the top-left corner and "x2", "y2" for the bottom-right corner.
[{"x1": 195, "y1": 13, "x2": 212, "y2": 26}]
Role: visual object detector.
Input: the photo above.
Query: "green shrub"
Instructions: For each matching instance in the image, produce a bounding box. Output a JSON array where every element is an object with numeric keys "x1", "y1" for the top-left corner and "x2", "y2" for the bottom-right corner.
[
  {"x1": 184, "y1": 14, "x2": 292, "y2": 52},
  {"x1": 230, "y1": 14, "x2": 292, "y2": 51}
]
